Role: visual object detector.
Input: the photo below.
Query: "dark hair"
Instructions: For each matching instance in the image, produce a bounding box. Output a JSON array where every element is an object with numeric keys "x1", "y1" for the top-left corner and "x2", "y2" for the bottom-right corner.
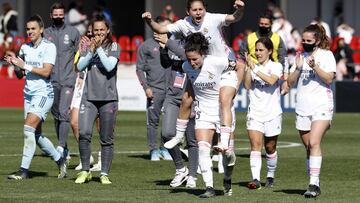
[
  {"x1": 155, "y1": 16, "x2": 170, "y2": 23},
  {"x1": 303, "y1": 24, "x2": 330, "y2": 50},
  {"x1": 50, "y1": 2, "x2": 65, "y2": 13},
  {"x1": 184, "y1": 32, "x2": 209, "y2": 55},
  {"x1": 27, "y1": 14, "x2": 44, "y2": 29},
  {"x1": 186, "y1": 0, "x2": 207, "y2": 11},
  {"x1": 2, "y1": 2, "x2": 12, "y2": 13},
  {"x1": 92, "y1": 15, "x2": 113, "y2": 48},
  {"x1": 255, "y1": 37, "x2": 274, "y2": 61},
  {"x1": 259, "y1": 13, "x2": 273, "y2": 24}
]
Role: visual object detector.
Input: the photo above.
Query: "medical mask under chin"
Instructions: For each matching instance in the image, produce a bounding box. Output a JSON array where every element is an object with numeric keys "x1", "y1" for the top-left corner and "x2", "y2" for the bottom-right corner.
[
  {"x1": 258, "y1": 26, "x2": 271, "y2": 35},
  {"x1": 302, "y1": 43, "x2": 316, "y2": 52},
  {"x1": 52, "y1": 18, "x2": 64, "y2": 26}
]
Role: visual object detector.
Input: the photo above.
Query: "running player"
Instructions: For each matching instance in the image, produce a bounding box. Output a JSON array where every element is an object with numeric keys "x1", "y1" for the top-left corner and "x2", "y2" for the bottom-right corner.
[
  {"x1": 142, "y1": 0, "x2": 245, "y2": 152},
  {"x1": 6, "y1": 14, "x2": 67, "y2": 180},
  {"x1": 74, "y1": 15, "x2": 120, "y2": 185},
  {"x1": 243, "y1": 37, "x2": 283, "y2": 189},
  {"x1": 287, "y1": 24, "x2": 336, "y2": 198}
]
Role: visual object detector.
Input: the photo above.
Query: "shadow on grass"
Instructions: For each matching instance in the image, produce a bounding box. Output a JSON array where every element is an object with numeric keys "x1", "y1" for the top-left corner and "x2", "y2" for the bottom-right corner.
[
  {"x1": 170, "y1": 188, "x2": 223, "y2": 197},
  {"x1": 128, "y1": 154, "x2": 149, "y2": 160},
  {"x1": 273, "y1": 189, "x2": 306, "y2": 195},
  {"x1": 235, "y1": 181, "x2": 266, "y2": 188},
  {"x1": 153, "y1": 179, "x2": 171, "y2": 186},
  {"x1": 5, "y1": 171, "x2": 48, "y2": 179}
]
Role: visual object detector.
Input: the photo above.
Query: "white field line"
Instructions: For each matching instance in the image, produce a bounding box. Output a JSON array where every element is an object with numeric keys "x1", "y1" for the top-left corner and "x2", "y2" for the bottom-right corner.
[{"x1": 0, "y1": 139, "x2": 301, "y2": 157}]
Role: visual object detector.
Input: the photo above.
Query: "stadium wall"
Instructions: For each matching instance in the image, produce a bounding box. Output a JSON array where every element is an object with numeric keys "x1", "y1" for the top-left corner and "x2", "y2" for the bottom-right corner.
[{"x1": 3, "y1": 65, "x2": 358, "y2": 112}]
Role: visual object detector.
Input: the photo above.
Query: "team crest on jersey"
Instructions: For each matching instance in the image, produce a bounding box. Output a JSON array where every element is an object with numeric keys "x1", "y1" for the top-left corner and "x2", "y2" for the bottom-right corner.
[
  {"x1": 202, "y1": 28, "x2": 209, "y2": 34},
  {"x1": 207, "y1": 71, "x2": 215, "y2": 80},
  {"x1": 64, "y1": 34, "x2": 70, "y2": 45},
  {"x1": 38, "y1": 52, "x2": 43, "y2": 59}
]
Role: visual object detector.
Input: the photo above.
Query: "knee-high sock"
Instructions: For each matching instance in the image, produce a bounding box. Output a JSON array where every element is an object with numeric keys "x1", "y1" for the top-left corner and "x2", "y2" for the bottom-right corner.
[
  {"x1": 266, "y1": 151, "x2": 278, "y2": 178},
  {"x1": 220, "y1": 126, "x2": 231, "y2": 146},
  {"x1": 228, "y1": 139, "x2": 235, "y2": 152},
  {"x1": 309, "y1": 156, "x2": 322, "y2": 186},
  {"x1": 198, "y1": 141, "x2": 213, "y2": 188},
  {"x1": 20, "y1": 125, "x2": 36, "y2": 169},
  {"x1": 35, "y1": 133, "x2": 61, "y2": 162},
  {"x1": 250, "y1": 151, "x2": 262, "y2": 181},
  {"x1": 176, "y1": 119, "x2": 188, "y2": 139}
]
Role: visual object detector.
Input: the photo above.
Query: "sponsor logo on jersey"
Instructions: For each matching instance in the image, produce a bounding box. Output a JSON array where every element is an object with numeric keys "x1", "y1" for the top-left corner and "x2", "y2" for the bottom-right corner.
[{"x1": 64, "y1": 34, "x2": 70, "y2": 45}]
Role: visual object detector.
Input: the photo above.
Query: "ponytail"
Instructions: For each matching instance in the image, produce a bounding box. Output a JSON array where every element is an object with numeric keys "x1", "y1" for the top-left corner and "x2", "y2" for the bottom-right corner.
[{"x1": 303, "y1": 24, "x2": 330, "y2": 50}]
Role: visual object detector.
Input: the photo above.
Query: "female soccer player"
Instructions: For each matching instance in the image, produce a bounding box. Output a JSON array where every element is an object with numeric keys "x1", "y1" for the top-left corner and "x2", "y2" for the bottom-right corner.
[
  {"x1": 287, "y1": 24, "x2": 336, "y2": 198},
  {"x1": 74, "y1": 15, "x2": 120, "y2": 184},
  {"x1": 154, "y1": 32, "x2": 198, "y2": 188},
  {"x1": 243, "y1": 37, "x2": 283, "y2": 189},
  {"x1": 142, "y1": 0, "x2": 245, "y2": 152},
  {"x1": 181, "y1": 32, "x2": 237, "y2": 198},
  {"x1": 6, "y1": 14, "x2": 67, "y2": 180},
  {"x1": 70, "y1": 23, "x2": 102, "y2": 171}
]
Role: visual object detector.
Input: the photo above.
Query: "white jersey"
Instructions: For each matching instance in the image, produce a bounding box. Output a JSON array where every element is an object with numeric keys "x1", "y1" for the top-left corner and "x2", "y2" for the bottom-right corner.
[
  {"x1": 248, "y1": 60, "x2": 283, "y2": 122},
  {"x1": 19, "y1": 39, "x2": 56, "y2": 96},
  {"x1": 183, "y1": 55, "x2": 228, "y2": 116},
  {"x1": 167, "y1": 12, "x2": 233, "y2": 58},
  {"x1": 290, "y1": 49, "x2": 336, "y2": 116}
]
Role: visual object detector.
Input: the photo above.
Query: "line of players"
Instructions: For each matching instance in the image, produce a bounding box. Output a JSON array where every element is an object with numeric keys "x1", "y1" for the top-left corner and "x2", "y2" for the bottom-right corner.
[{"x1": 5, "y1": 0, "x2": 335, "y2": 199}]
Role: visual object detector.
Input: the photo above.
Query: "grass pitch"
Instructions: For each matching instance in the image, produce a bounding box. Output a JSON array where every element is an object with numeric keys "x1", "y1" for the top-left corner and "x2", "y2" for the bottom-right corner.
[{"x1": 0, "y1": 109, "x2": 359, "y2": 202}]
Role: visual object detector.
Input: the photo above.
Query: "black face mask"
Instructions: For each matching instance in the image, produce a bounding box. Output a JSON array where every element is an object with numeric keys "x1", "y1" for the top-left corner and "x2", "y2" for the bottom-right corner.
[
  {"x1": 258, "y1": 26, "x2": 271, "y2": 35},
  {"x1": 52, "y1": 18, "x2": 64, "y2": 26},
  {"x1": 302, "y1": 43, "x2": 316, "y2": 52}
]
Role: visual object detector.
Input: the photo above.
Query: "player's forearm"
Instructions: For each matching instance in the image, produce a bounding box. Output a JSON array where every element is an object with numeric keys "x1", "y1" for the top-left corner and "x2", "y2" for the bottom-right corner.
[
  {"x1": 77, "y1": 52, "x2": 93, "y2": 71},
  {"x1": 96, "y1": 47, "x2": 118, "y2": 72},
  {"x1": 145, "y1": 19, "x2": 168, "y2": 34},
  {"x1": 243, "y1": 70, "x2": 252, "y2": 90}
]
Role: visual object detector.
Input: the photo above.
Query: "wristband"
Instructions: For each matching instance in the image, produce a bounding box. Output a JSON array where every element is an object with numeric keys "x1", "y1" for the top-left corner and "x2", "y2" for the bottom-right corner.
[
  {"x1": 252, "y1": 66, "x2": 260, "y2": 74},
  {"x1": 23, "y1": 64, "x2": 33, "y2": 72}
]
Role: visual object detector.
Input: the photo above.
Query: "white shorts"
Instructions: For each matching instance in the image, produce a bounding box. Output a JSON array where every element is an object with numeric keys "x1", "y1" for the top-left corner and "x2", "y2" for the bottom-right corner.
[
  {"x1": 295, "y1": 110, "x2": 333, "y2": 131},
  {"x1": 195, "y1": 106, "x2": 236, "y2": 133},
  {"x1": 246, "y1": 114, "x2": 282, "y2": 137},
  {"x1": 24, "y1": 93, "x2": 54, "y2": 122},
  {"x1": 220, "y1": 70, "x2": 238, "y2": 90},
  {"x1": 70, "y1": 76, "x2": 86, "y2": 109}
]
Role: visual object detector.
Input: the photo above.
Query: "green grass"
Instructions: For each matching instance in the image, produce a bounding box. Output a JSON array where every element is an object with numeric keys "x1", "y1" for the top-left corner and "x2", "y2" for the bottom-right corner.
[{"x1": 0, "y1": 109, "x2": 359, "y2": 202}]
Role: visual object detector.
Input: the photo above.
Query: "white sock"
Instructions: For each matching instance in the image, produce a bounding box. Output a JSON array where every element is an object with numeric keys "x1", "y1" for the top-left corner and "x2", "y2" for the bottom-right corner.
[
  {"x1": 175, "y1": 119, "x2": 188, "y2": 138},
  {"x1": 20, "y1": 125, "x2": 36, "y2": 169},
  {"x1": 228, "y1": 139, "x2": 235, "y2": 152},
  {"x1": 198, "y1": 141, "x2": 213, "y2": 188},
  {"x1": 266, "y1": 151, "x2": 278, "y2": 178},
  {"x1": 250, "y1": 151, "x2": 262, "y2": 181},
  {"x1": 220, "y1": 126, "x2": 231, "y2": 146},
  {"x1": 309, "y1": 156, "x2": 322, "y2": 186}
]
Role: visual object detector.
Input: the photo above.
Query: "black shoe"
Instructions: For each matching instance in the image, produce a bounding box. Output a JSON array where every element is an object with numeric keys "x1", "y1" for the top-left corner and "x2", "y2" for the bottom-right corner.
[
  {"x1": 247, "y1": 179, "x2": 261, "y2": 190},
  {"x1": 8, "y1": 169, "x2": 29, "y2": 180},
  {"x1": 265, "y1": 177, "x2": 274, "y2": 188},
  {"x1": 199, "y1": 187, "x2": 216, "y2": 198},
  {"x1": 223, "y1": 179, "x2": 232, "y2": 196},
  {"x1": 304, "y1": 184, "x2": 321, "y2": 198}
]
